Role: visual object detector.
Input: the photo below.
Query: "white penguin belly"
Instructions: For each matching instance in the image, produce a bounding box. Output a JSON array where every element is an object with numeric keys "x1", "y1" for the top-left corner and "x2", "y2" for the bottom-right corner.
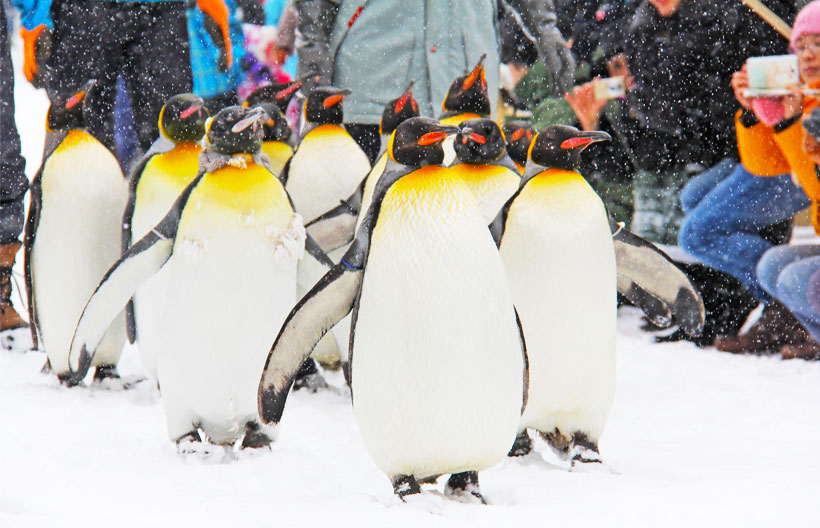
[
  {"x1": 158, "y1": 202, "x2": 302, "y2": 443},
  {"x1": 32, "y1": 132, "x2": 128, "y2": 374},
  {"x1": 351, "y1": 170, "x2": 523, "y2": 479},
  {"x1": 501, "y1": 173, "x2": 616, "y2": 441},
  {"x1": 287, "y1": 124, "x2": 371, "y2": 223},
  {"x1": 453, "y1": 164, "x2": 520, "y2": 223}
]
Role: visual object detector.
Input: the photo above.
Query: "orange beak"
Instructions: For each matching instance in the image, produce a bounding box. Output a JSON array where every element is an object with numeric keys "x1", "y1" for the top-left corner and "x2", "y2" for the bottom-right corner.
[
  {"x1": 418, "y1": 131, "x2": 448, "y2": 145},
  {"x1": 323, "y1": 94, "x2": 345, "y2": 108},
  {"x1": 560, "y1": 137, "x2": 594, "y2": 150},
  {"x1": 462, "y1": 54, "x2": 487, "y2": 91},
  {"x1": 277, "y1": 81, "x2": 302, "y2": 100},
  {"x1": 511, "y1": 128, "x2": 525, "y2": 141},
  {"x1": 180, "y1": 104, "x2": 200, "y2": 119},
  {"x1": 468, "y1": 133, "x2": 486, "y2": 144},
  {"x1": 65, "y1": 90, "x2": 85, "y2": 110}
]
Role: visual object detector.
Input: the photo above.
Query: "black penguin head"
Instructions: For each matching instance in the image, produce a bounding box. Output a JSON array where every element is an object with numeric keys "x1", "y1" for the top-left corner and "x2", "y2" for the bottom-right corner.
[
  {"x1": 256, "y1": 102, "x2": 292, "y2": 143},
  {"x1": 441, "y1": 54, "x2": 491, "y2": 116},
  {"x1": 454, "y1": 118, "x2": 506, "y2": 164},
  {"x1": 388, "y1": 117, "x2": 458, "y2": 166},
  {"x1": 380, "y1": 81, "x2": 420, "y2": 136},
  {"x1": 502, "y1": 120, "x2": 535, "y2": 167},
  {"x1": 159, "y1": 94, "x2": 209, "y2": 144},
  {"x1": 304, "y1": 86, "x2": 351, "y2": 125},
  {"x1": 244, "y1": 79, "x2": 304, "y2": 112},
  {"x1": 47, "y1": 80, "x2": 96, "y2": 132},
  {"x1": 207, "y1": 105, "x2": 265, "y2": 156},
  {"x1": 528, "y1": 125, "x2": 611, "y2": 171}
]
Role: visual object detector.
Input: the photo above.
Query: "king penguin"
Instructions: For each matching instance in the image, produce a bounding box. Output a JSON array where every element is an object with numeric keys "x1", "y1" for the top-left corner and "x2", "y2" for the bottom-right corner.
[
  {"x1": 68, "y1": 106, "x2": 334, "y2": 450},
  {"x1": 502, "y1": 120, "x2": 535, "y2": 174},
  {"x1": 25, "y1": 80, "x2": 129, "y2": 385},
  {"x1": 449, "y1": 118, "x2": 521, "y2": 222},
  {"x1": 305, "y1": 81, "x2": 420, "y2": 254},
  {"x1": 281, "y1": 86, "x2": 371, "y2": 224},
  {"x1": 438, "y1": 54, "x2": 492, "y2": 166},
  {"x1": 256, "y1": 102, "x2": 294, "y2": 176},
  {"x1": 491, "y1": 125, "x2": 704, "y2": 463},
  {"x1": 258, "y1": 117, "x2": 527, "y2": 502},
  {"x1": 123, "y1": 93, "x2": 209, "y2": 381}
]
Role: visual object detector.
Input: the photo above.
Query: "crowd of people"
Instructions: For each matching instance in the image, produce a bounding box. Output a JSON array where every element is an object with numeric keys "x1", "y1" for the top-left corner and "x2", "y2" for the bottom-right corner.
[{"x1": 1, "y1": 0, "x2": 820, "y2": 362}]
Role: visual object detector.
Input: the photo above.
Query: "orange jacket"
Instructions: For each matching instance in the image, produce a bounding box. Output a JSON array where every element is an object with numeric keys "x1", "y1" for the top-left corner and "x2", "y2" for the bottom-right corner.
[{"x1": 736, "y1": 98, "x2": 820, "y2": 233}]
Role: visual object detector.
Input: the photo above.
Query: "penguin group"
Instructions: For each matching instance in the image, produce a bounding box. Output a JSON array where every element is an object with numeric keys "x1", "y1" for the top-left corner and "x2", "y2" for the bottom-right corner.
[{"x1": 23, "y1": 63, "x2": 706, "y2": 504}]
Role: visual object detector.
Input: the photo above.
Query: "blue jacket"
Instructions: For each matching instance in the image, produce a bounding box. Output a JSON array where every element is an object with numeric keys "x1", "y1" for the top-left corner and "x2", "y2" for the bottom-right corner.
[{"x1": 187, "y1": 0, "x2": 246, "y2": 98}]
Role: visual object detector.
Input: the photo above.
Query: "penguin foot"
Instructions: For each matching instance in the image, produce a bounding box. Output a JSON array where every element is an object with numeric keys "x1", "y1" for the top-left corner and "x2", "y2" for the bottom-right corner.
[
  {"x1": 508, "y1": 430, "x2": 533, "y2": 457},
  {"x1": 540, "y1": 428, "x2": 573, "y2": 461},
  {"x1": 176, "y1": 430, "x2": 225, "y2": 460},
  {"x1": 444, "y1": 471, "x2": 486, "y2": 505},
  {"x1": 241, "y1": 422, "x2": 273, "y2": 449},
  {"x1": 392, "y1": 475, "x2": 421, "y2": 501},
  {"x1": 93, "y1": 365, "x2": 120, "y2": 382},
  {"x1": 292, "y1": 359, "x2": 328, "y2": 393},
  {"x1": 0, "y1": 326, "x2": 33, "y2": 352},
  {"x1": 571, "y1": 432, "x2": 602, "y2": 465},
  {"x1": 40, "y1": 360, "x2": 52, "y2": 375}
]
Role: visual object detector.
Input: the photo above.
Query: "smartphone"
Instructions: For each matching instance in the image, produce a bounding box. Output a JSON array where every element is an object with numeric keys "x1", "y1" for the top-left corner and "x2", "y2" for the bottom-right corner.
[
  {"x1": 593, "y1": 76, "x2": 626, "y2": 101},
  {"x1": 745, "y1": 55, "x2": 799, "y2": 95}
]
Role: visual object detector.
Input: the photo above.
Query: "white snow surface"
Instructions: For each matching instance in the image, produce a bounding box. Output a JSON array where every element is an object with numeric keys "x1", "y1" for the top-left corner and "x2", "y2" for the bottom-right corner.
[{"x1": 6, "y1": 37, "x2": 820, "y2": 527}]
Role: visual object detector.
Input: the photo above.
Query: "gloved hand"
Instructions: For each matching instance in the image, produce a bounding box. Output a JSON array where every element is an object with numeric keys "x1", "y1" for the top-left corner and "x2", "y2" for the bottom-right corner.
[
  {"x1": 197, "y1": 0, "x2": 233, "y2": 72},
  {"x1": 20, "y1": 24, "x2": 52, "y2": 88}
]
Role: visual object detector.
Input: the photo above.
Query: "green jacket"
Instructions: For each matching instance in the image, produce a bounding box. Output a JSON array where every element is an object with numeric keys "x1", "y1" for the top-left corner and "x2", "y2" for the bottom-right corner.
[{"x1": 295, "y1": 0, "x2": 573, "y2": 125}]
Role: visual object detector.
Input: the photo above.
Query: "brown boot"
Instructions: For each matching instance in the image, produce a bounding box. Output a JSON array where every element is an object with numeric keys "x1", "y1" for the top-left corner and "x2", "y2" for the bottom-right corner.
[
  {"x1": 0, "y1": 241, "x2": 28, "y2": 332},
  {"x1": 780, "y1": 340, "x2": 820, "y2": 360},
  {"x1": 714, "y1": 302, "x2": 809, "y2": 354}
]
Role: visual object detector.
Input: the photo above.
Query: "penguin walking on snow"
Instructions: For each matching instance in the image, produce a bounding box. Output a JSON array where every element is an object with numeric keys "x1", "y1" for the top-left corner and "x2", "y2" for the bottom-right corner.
[
  {"x1": 25, "y1": 80, "x2": 128, "y2": 385},
  {"x1": 501, "y1": 120, "x2": 535, "y2": 174},
  {"x1": 258, "y1": 117, "x2": 527, "y2": 503},
  {"x1": 449, "y1": 118, "x2": 520, "y2": 222},
  {"x1": 492, "y1": 125, "x2": 704, "y2": 463},
  {"x1": 68, "y1": 106, "x2": 333, "y2": 450},
  {"x1": 123, "y1": 93, "x2": 209, "y2": 381}
]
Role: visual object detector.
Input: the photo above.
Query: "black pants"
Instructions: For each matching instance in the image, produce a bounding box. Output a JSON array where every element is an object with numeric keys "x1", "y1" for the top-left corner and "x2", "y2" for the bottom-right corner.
[
  {"x1": 47, "y1": 0, "x2": 193, "y2": 154},
  {"x1": 0, "y1": 7, "x2": 30, "y2": 244}
]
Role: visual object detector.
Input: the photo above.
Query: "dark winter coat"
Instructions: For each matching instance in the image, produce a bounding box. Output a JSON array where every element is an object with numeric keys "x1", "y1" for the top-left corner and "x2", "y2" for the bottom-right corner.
[{"x1": 623, "y1": 0, "x2": 794, "y2": 171}]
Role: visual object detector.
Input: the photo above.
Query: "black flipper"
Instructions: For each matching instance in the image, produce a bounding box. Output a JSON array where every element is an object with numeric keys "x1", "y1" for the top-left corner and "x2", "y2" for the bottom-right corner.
[
  {"x1": 67, "y1": 172, "x2": 204, "y2": 382},
  {"x1": 304, "y1": 181, "x2": 364, "y2": 253},
  {"x1": 611, "y1": 218, "x2": 705, "y2": 337},
  {"x1": 23, "y1": 170, "x2": 42, "y2": 350},
  {"x1": 258, "y1": 162, "x2": 412, "y2": 425}
]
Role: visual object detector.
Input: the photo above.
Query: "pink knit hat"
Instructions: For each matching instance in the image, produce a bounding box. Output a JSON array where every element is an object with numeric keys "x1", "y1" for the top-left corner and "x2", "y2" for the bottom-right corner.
[{"x1": 791, "y1": 0, "x2": 820, "y2": 50}]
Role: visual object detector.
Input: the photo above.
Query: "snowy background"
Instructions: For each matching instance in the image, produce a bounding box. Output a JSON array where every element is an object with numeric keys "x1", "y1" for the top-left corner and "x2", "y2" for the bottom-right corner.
[{"x1": 4, "y1": 39, "x2": 820, "y2": 528}]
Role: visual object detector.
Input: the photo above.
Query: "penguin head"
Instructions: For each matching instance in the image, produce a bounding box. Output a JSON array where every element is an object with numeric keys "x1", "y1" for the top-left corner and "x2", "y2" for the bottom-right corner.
[
  {"x1": 159, "y1": 94, "x2": 209, "y2": 144},
  {"x1": 46, "y1": 80, "x2": 96, "y2": 132},
  {"x1": 388, "y1": 117, "x2": 458, "y2": 166},
  {"x1": 528, "y1": 125, "x2": 611, "y2": 171},
  {"x1": 206, "y1": 105, "x2": 266, "y2": 156},
  {"x1": 502, "y1": 120, "x2": 535, "y2": 167},
  {"x1": 244, "y1": 78, "x2": 305, "y2": 112},
  {"x1": 380, "y1": 81, "x2": 420, "y2": 136},
  {"x1": 257, "y1": 102, "x2": 292, "y2": 143},
  {"x1": 454, "y1": 118, "x2": 506, "y2": 164},
  {"x1": 441, "y1": 54, "x2": 491, "y2": 116},
  {"x1": 304, "y1": 86, "x2": 351, "y2": 125}
]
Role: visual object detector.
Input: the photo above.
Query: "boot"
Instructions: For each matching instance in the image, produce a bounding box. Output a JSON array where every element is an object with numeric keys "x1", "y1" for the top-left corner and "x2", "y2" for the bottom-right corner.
[
  {"x1": 714, "y1": 301, "x2": 809, "y2": 354},
  {"x1": 780, "y1": 340, "x2": 820, "y2": 360},
  {"x1": 0, "y1": 241, "x2": 28, "y2": 332}
]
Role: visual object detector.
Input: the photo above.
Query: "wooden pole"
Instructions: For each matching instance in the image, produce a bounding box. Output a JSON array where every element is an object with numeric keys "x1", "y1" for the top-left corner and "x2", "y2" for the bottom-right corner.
[{"x1": 738, "y1": 0, "x2": 792, "y2": 40}]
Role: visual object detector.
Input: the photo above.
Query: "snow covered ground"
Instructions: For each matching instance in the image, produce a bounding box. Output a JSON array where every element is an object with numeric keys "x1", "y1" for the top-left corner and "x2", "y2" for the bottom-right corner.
[{"x1": 5, "y1": 37, "x2": 820, "y2": 528}]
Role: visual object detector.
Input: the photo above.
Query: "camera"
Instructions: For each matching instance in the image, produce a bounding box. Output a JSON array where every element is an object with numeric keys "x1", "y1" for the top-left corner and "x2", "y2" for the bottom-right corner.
[{"x1": 593, "y1": 76, "x2": 626, "y2": 101}]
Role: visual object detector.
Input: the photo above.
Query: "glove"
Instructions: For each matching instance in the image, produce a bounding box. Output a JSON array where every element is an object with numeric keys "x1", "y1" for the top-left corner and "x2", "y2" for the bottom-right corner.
[
  {"x1": 20, "y1": 24, "x2": 52, "y2": 88},
  {"x1": 197, "y1": 0, "x2": 233, "y2": 73}
]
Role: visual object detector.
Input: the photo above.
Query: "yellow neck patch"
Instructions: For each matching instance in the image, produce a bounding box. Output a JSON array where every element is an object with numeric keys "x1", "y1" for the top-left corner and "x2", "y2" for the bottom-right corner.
[
  {"x1": 54, "y1": 130, "x2": 96, "y2": 154},
  {"x1": 439, "y1": 113, "x2": 481, "y2": 127}
]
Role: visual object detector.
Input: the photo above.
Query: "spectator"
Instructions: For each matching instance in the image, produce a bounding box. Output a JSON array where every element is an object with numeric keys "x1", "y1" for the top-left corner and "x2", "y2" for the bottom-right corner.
[
  {"x1": 293, "y1": 0, "x2": 575, "y2": 161},
  {"x1": 682, "y1": 0, "x2": 819, "y2": 354},
  {"x1": 0, "y1": 5, "x2": 33, "y2": 345}
]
